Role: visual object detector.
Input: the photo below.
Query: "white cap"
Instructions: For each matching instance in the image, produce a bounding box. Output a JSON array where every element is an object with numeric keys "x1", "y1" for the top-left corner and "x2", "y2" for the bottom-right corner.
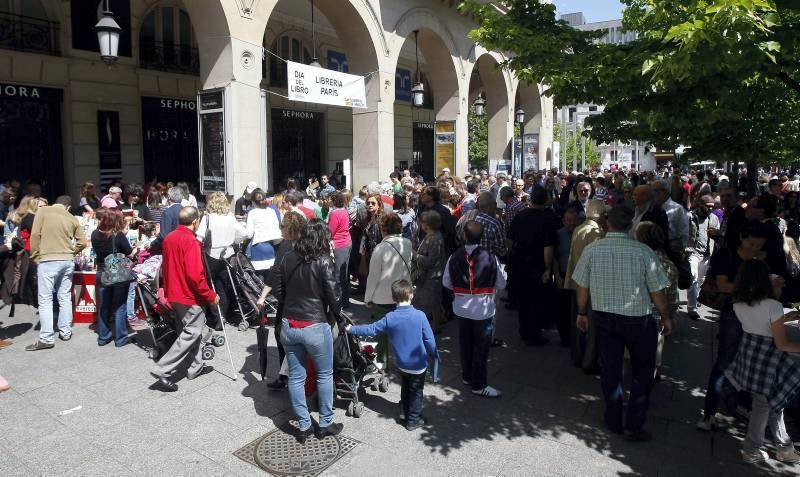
[
  {"x1": 245, "y1": 181, "x2": 258, "y2": 194},
  {"x1": 442, "y1": 168, "x2": 450, "y2": 173}
]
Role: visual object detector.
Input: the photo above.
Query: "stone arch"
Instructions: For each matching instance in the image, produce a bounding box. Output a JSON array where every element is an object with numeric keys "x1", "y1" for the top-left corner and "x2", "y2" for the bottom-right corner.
[
  {"x1": 468, "y1": 51, "x2": 512, "y2": 162},
  {"x1": 391, "y1": 8, "x2": 465, "y2": 81}
]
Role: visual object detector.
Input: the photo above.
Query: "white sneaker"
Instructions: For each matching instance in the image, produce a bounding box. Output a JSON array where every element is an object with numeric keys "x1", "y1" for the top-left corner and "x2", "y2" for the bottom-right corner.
[
  {"x1": 471, "y1": 385, "x2": 502, "y2": 398},
  {"x1": 742, "y1": 449, "x2": 768, "y2": 464},
  {"x1": 695, "y1": 415, "x2": 716, "y2": 431},
  {"x1": 775, "y1": 446, "x2": 800, "y2": 464}
]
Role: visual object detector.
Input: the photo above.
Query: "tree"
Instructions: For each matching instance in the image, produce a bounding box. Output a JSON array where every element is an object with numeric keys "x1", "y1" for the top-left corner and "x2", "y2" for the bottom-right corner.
[
  {"x1": 553, "y1": 123, "x2": 602, "y2": 170},
  {"x1": 461, "y1": 0, "x2": 800, "y2": 186},
  {"x1": 468, "y1": 110, "x2": 488, "y2": 170}
]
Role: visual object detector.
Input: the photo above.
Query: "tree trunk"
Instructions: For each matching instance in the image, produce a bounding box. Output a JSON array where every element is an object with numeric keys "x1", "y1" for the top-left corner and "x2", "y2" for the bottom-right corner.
[{"x1": 746, "y1": 158, "x2": 758, "y2": 197}]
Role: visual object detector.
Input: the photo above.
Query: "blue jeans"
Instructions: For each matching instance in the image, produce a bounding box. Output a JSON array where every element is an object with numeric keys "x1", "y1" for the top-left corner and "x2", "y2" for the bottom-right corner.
[
  {"x1": 97, "y1": 281, "x2": 129, "y2": 346},
  {"x1": 703, "y1": 311, "x2": 743, "y2": 417},
  {"x1": 126, "y1": 282, "x2": 137, "y2": 321},
  {"x1": 281, "y1": 320, "x2": 334, "y2": 431},
  {"x1": 37, "y1": 260, "x2": 75, "y2": 344},
  {"x1": 594, "y1": 312, "x2": 658, "y2": 432},
  {"x1": 457, "y1": 316, "x2": 494, "y2": 391},
  {"x1": 400, "y1": 370, "x2": 426, "y2": 426}
]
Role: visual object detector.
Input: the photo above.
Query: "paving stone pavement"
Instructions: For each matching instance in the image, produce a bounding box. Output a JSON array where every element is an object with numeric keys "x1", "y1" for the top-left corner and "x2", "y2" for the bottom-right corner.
[{"x1": 1, "y1": 292, "x2": 799, "y2": 476}]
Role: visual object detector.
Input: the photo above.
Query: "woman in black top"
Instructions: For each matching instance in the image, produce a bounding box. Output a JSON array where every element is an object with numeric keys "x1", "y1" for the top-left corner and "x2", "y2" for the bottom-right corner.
[
  {"x1": 256, "y1": 211, "x2": 306, "y2": 390},
  {"x1": 121, "y1": 184, "x2": 149, "y2": 221},
  {"x1": 91, "y1": 208, "x2": 136, "y2": 347}
]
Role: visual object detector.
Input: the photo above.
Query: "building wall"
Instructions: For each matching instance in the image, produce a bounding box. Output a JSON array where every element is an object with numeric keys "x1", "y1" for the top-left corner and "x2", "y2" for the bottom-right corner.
[{"x1": 0, "y1": 0, "x2": 553, "y2": 198}]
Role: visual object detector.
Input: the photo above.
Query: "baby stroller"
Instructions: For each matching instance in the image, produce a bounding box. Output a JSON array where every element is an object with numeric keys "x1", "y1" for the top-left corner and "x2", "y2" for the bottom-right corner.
[
  {"x1": 227, "y1": 251, "x2": 270, "y2": 331},
  {"x1": 134, "y1": 258, "x2": 226, "y2": 362},
  {"x1": 333, "y1": 315, "x2": 389, "y2": 418}
]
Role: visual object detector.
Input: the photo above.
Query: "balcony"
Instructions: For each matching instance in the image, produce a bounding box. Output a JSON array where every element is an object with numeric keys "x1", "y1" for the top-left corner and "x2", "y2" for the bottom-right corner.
[
  {"x1": 0, "y1": 12, "x2": 60, "y2": 56},
  {"x1": 139, "y1": 40, "x2": 199, "y2": 75}
]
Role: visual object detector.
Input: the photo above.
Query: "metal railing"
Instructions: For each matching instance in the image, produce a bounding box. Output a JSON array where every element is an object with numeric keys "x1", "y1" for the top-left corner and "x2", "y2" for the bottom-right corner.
[
  {"x1": 139, "y1": 39, "x2": 199, "y2": 75},
  {"x1": 0, "y1": 12, "x2": 60, "y2": 56}
]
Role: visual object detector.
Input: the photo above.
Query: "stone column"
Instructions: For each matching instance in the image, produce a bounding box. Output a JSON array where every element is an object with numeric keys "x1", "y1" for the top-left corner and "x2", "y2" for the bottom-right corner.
[{"x1": 351, "y1": 69, "x2": 394, "y2": 190}]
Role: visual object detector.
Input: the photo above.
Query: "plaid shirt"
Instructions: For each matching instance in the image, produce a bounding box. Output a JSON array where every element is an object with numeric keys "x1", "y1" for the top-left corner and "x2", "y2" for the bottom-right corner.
[
  {"x1": 477, "y1": 212, "x2": 507, "y2": 258},
  {"x1": 725, "y1": 333, "x2": 800, "y2": 411},
  {"x1": 503, "y1": 198, "x2": 526, "y2": 228},
  {"x1": 572, "y1": 232, "x2": 670, "y2": 317}
]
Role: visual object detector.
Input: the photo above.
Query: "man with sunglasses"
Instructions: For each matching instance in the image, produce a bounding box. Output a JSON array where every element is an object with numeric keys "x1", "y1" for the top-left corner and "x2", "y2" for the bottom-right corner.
[{"x1": 569, "y1": 181, "x2": 593, "y2": 222}]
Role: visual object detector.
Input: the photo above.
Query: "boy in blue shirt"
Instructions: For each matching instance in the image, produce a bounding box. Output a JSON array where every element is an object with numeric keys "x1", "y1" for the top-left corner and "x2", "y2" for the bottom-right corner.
[{"x1": 347, "y1": 279, "x2": 438, "y2": 430}]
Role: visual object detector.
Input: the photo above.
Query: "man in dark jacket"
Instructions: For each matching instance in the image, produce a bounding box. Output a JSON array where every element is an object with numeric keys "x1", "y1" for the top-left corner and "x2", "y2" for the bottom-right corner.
[{"x1": 150, "y1": 207, "x2": 219, "y2": 391}]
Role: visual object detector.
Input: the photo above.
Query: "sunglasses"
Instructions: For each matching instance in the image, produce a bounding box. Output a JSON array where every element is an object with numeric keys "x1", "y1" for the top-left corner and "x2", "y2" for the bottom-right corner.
[{"x1": 367, "y1": 201, "x2": 378, "y2": 205}]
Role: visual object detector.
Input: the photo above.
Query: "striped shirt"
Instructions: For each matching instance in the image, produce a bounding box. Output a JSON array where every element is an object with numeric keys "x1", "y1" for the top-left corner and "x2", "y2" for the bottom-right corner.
[{"x1": 571, "y1": 232, "x2": 670, "y2": 317}]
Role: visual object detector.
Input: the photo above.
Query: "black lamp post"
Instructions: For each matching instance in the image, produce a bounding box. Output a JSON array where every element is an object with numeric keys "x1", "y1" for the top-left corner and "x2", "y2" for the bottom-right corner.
[
  {"x1": 412, "y1": 30, "x2": 424, "y2": 108},
  {"x1": 95, "y1": 0, "x2": 121, "y2": 66}
]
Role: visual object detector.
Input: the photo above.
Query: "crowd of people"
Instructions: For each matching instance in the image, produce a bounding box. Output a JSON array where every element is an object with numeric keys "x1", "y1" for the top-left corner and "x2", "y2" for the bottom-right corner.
[{"x1": 2, "y1": 165, "x2": 800, "y2": 463}]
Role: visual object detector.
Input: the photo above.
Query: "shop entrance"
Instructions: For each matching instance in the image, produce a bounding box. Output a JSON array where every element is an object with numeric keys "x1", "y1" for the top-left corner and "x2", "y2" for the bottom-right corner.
[
  {"x1": 271, "y1": 108, "x2": 323, "y2": 192},
  {"x1": 0, "y1": 83, "x2": 64, "y2": 197},
  {"x1": 141, "y1": 96, "x2": 199, "y2": 184},
  {"x1": 413, "y1": 122, "x2": 435, "y2": 180}
]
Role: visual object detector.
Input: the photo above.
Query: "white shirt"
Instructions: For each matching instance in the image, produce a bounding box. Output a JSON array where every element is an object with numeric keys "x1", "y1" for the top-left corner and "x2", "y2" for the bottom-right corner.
[
  {"x1": 733, "y1": 298, "x2": 784, "y2": 337},
  {"x1": 195, "y1": 213, "x2": 249, "y2": 259},
  {"x1": 662, "y1": 198, "x2": 689, "y2": 246},
  {"x1": 442, "y1": 245, "x2": 507, "y2": 320},
  {"x1": 246, "y1": 208, "x2": 282, "y2": 245},
  {"x1": 365, "y1": 235, "x2": 412, "y2": 305},
  {"x1": 181, "y1": 194, "x2": 198, "y2": 208}
]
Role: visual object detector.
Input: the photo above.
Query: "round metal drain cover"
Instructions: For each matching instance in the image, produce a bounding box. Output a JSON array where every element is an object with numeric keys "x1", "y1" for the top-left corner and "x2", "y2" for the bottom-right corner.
[{"x1": 253, "y1": 429, "x2": 342, "y2": 476}]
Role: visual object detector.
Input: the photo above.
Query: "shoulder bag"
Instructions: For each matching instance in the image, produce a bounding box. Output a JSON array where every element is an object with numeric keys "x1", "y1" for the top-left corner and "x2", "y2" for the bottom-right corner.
[
  {"x1": 101, "y1": 233, "x2": 134, "y2": 286},
  {"x1": 698, "y1": 250, "x2": 732, "y2": 310},
  {"x1": 385, "y1": 239, "x2": 412, "y2": 283}
]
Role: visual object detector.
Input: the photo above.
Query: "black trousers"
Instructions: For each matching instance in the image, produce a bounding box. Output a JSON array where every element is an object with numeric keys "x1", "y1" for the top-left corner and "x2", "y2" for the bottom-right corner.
[
  {"x1": 204, "y1": 255, "x2": 231, "y2": 327},
  {"x1": 515, "y1": 266, "x2": 547, "y2": 342}
]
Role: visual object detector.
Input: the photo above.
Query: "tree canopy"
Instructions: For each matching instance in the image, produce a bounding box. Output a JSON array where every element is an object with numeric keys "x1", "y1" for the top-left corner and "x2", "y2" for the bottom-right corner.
[{"x1": 461, "y1": 0, "x2": 800, "y2": 166}]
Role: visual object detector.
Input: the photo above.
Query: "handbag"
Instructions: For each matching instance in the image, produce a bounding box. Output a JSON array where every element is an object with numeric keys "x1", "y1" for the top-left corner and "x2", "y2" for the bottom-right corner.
[
  {"x1": 201, "y1": 214, "x2": 213, "y2": 255},
  {"x1": 698, "y1": 250, "x2": 732, "y2": 310},
  {"x1": 101, "y1": 234, "x2": 134, "y2": 286}
]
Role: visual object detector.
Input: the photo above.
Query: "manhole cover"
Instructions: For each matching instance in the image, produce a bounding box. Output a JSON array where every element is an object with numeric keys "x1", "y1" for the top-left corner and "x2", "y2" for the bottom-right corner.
[{"x1": 234, "y1": 422, "x2": 359, "y2": 477}]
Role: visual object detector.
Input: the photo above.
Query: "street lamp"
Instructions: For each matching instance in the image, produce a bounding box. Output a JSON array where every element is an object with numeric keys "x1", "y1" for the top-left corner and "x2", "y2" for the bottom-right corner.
[
  {"x1": 95, "y1": 0, "x2": 122, "y2": 66},
  {"x1": 309, "y1": 0, "x2": 321, "y2": 68},
  {"x1": 473, "y1": 92, "x2": 486, "y2": 117},
  {"x1": 515, "y1": 107, "x2": 526, "y2": 125},
  {"x1": 515, "y1": 107, "x2": 525, "y2": 174},
  {"x1": 412, "y1": 30, "x2": 425, "y2": 108}
]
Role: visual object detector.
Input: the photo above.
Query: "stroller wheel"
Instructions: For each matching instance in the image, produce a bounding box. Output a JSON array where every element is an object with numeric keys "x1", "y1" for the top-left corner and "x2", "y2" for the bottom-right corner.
[
  {"x1": 211, "y1": 335, "x2": 225, "y2": 347},
  {"x1": 202, "y1": 346, "x2": 215, "y2": 360},
  {"x1": 346, "y1": 401, "x2": 354, "y2": 417},
  {"x1": 353, "y1": 402, "x2": 364, "y2": 418},
  {"x1": 149, "y1": 348, "x2": 160, "y2": 361},
  {"x1": 379, "y1": 378, "x2": 389, "y2": 393},
  {"x1": 237, "y1": 321, "x2": 249, "y2": 332},
  {"x1": 370, "y1": 380, "x2": 379, "y2": 392}
]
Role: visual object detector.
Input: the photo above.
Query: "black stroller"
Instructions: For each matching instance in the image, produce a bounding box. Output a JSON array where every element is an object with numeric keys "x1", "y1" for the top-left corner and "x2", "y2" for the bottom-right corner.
[
  {"x1": 136, "y1": 274, "x2": 225, "y2": 362},
  {"x1": 226, "y1": 251, "x2": 273, "y2": 330},
  {"x1": 333, "y1": 315, "x2": 389, "y2": 418}
]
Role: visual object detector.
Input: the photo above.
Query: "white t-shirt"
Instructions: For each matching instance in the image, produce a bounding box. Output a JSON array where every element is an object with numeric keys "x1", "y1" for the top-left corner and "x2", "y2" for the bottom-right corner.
[{"x1": 733, "y1": 298, "x2": 784, "y2": 337}]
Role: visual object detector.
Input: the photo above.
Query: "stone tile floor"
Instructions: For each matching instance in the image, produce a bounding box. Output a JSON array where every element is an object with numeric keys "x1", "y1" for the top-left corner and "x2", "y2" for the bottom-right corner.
[{"x1": 0, "y1": 293, "x2": 798, "y2": 476}]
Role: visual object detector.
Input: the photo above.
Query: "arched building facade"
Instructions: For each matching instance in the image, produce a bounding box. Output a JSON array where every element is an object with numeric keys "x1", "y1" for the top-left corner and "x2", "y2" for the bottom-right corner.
[{"x1": 0, "y1": 0, "x2": 552, "y2": 196}]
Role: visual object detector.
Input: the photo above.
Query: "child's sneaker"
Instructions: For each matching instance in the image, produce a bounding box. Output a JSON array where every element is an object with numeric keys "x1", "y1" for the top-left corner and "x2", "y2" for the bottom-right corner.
[
  {"x1": 775, "y1": 446, "x2": 800, "y2": 464},
  {"x1": 742, "y1": 449, "x2": 768, "y2": 464},
  {"x1": 471, "y1": 385, "x2": 502, "y2": 398}
]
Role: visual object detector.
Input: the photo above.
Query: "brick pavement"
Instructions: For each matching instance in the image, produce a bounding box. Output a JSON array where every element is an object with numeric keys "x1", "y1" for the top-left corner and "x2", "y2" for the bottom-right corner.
[{"x1": 0, "y1": 294, "x2": 796, "y2": 476}]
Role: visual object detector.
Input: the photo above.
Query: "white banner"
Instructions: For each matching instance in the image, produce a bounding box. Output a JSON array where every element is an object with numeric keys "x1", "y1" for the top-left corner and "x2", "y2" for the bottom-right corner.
[{"x1": 287, "y1": 61, "x2": 367, "y2": 109}]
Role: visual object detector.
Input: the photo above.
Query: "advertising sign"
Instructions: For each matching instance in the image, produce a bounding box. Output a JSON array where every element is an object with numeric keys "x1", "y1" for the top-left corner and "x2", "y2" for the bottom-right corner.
[
  {"x1": 97, "y1": 110, "x2": 122, "y2": 186},
  {"x1": 287, "y1": 60, "x2": 366, "y2": 109},
  {"x1": 198, "y1": 90, "x2": 226, "y2": 194},
  {"x1": 435, "y1": 122, "x2": 455, "y2": 175},
  {"x1": 523, "y1": 133, "x2": 539, "y2": 172},
  {"x1": 395, "y1": 68, "x2": 412, "y2": 102}
]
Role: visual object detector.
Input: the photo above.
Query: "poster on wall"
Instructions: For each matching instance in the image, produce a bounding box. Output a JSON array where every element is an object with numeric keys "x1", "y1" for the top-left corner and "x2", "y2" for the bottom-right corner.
[
  {"x1": 287, "y1": 61, "x2": 366, "y2": 109},
  {"x1": 97, "y1": 110, "x2": 122, "y2": 187},
  {"x1": 198, "y1": 90, "x2": 226, "y2": 194},
  {"x1": 435, "y1": 122, "x2": 455, "y2": 176},
  {"x1": 523, "y1": 133, "x2": 539, "y2": 172},
  {"x1": 489, "y1": 159, "x2": 512, "y2": 176}
]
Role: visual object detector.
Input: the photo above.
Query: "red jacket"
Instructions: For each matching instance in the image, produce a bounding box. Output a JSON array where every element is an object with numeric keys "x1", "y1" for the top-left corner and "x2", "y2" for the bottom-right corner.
[{"x1": 161, "y1": 225, "x2": 216, "y2": 306}]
